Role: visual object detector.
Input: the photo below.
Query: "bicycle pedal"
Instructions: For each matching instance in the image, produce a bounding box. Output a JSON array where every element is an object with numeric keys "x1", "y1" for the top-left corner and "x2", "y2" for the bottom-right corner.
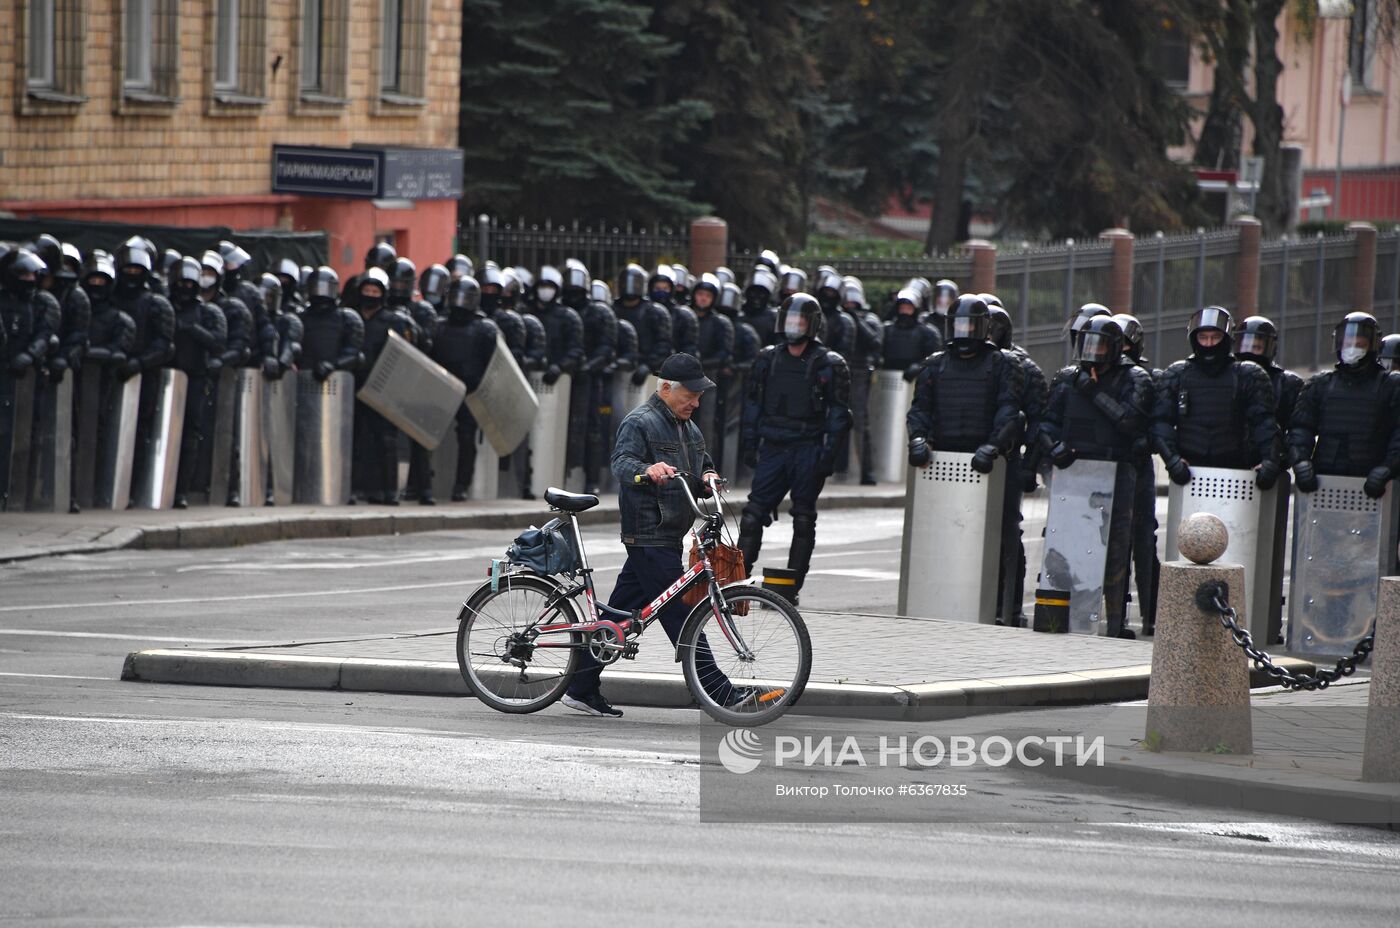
[{"x1": 622, "y1": 642, "x2": 639, "y2": 660}]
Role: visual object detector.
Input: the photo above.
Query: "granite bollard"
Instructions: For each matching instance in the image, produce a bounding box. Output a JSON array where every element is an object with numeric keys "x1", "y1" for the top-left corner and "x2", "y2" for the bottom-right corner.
[{"x1": 1363, "y1": 577, "x2": 1400, "y2": 782}]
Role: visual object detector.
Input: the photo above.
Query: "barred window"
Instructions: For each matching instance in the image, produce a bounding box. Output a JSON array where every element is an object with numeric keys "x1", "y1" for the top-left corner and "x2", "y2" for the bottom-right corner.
[
  {"x1": 211, "y1": 0, "x2": 268, "y2": 106},
  {"x1": 122, "y1": 0, "x2": 179, "y2": 102},
  {"x1": 379, "y1": 0, "x2": 428, "y2": 105},
  {"x1": 21, "y1": 0, "x2": 86, "y2": 107},
  {"x1": 1351, "y1": 0, "x2": 1380, "y2": 91},
  {"x1": 299, "y1": 0, "x2": 349, "y2": 106}
]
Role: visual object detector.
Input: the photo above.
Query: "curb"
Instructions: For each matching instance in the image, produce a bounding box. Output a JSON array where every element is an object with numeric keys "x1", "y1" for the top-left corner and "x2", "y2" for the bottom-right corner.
[
  {"x1": 120, "y1": 648, "x2": 1316, "y2": 719},
  {"x1": 1020, "y1": 741, "x2": 1400, "y2": 828}
]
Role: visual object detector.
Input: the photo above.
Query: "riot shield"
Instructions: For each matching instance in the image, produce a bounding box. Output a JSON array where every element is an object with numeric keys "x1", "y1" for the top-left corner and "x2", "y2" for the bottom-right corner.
[
  {"x1": 205, "y1": 367, "x2": 237, "y2": 505},
  {"x1": 869, "y1": 370, "x2": 914, "y2": 485},
  {"x1": 92, "y1": 372, "x2": 140, "y2": 510},
  {"x1": 719, "y1": 370, "x2": 747, "y2": 485},
  {"x1": 1288, "y1": 476, "x2": 1396, "y2": 658},
  {"x1": 356, "y1": 329, "x2": 466, "y2": 451},
  {"x1": 897, "y1": 451, "x2": 1006, "y2": 622},
  {"x1": 465, "y1": 334, "x2": 536, "y2": 457},
  {"x1": 226, "y1": 369, "x2": 264, "y2": 507},
  {"x1": 527, "y1": 371, "x2": 571, "y2": 500},
  {"x1": 1036, "y1": 459, "x2": 1135, "y2": 636},
  {"x1": 431, "y1": 419, "x2": 500, "y2": 502},
  {"x1": 25, "y1": 374, "x2": 73, "y2": 512},
  {"x1": 262, "y1": 373, "x2": 297, "y2": 506},
  {"x1": 616, "y1": 373, "x2": 658, "y2": 421},
  {"x1": 294, "y1": 370, "x2": 354, "y2": 505},
  {"x1": 1165, "y1": 466, "x2": 1282, "y2": 644},
  {"x1": 0, "y1": 369, "x2": 36, "y2": 511},
  {"x1": 74, "y1": 368, "x2": 103, "y2": 510},
  {"x1": 130, "y1": 368, "x2": 188, "y2": 510}
]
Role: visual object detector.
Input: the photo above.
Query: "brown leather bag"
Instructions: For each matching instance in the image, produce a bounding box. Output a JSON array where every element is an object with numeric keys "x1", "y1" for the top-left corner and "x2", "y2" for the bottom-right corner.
[{"x1": 683, "y1": 541, "x2": 749, "y2": 615}]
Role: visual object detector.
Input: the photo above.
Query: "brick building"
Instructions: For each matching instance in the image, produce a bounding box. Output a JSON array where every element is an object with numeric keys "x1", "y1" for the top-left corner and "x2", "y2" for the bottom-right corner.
[{"x1": 0, "y1": 1, "x2": 463, "y2": 278}]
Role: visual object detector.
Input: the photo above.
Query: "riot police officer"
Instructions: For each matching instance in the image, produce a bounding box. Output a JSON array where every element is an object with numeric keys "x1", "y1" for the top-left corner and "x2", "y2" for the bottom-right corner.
[
  {"x1": 692, "y1": 273, "x2": 734, "y2": 460},
  {"x1": 613, "y1": 263, "x2": 673, "y2": 386},
  {"x1": 1039, "y1": 316, "x2": 1154, "y2": 637},
  {"x1": 200, "y1": 252, "x2": 252, "y2": 371},
  {"x1": 1381, "y1": 334, "x2": 1400, "y2": 372},
  {"x1": 1111, "y1": 312, "x2": 1162, "y2": 634},
  {"x1": 1067, "y1": 303, "x2": 1111, "y2": 352},
  {"x1": 274, "y1": 258, "x2": 306, "y2": 314},
  {"x1": 742, "y1": 266, "x2": 781, "y2": 347},
  {"x1": 446, "y1": 254, "x2": 474, "y2": 280},
  {"x1": 480, "y1": 262, "x2": 526, "y2": 361},
  {"x1": 260, "y1": 273, "x2": 302, "y2": 381},
  {"x1": 738, "y1": 294, "x2": 852, "y2": 602},
  {"x1": 352, "y1": 268, "x2": 415, "y2": 504},
  {"x1": 299, "y1": 266, "x2": 363, "y2": 382},
  {"x1": 1289, "y1": 312, "x2": 1400, "y2": 498},
  {"x1": 388, "y1": 256, "x2": 440, "y2": 505},
  {"x1": 1152, "y1": 306, "x2": 1281, "y2": 489},
  {"x1": 564, "y1": 260, "x2": 617, "y2": 493},
  {"x1": 841, "y1": 276, "x2": 884, "y2": 485},
  {"x1": 534, "y1": 265, "x2": 584, "y2": 383},
  {"x1": 1, "y1": 248, "x2": 60, "y2": 509},
  {"x1": 924, "y1": 278, "x2": 958, "y2": 340},
  {"x1": 651, "y1": 265, "x2": 699, "y2": 357},
  {"x1": 1235, "y1": 315, "x2": 1304, "y2": 433},
  {"x1": 433, "y1": 276, "x2": 499, "y2": 500},
  {"x1": 76, "y1": 253, "x2": 137, "y2": 508},
  {"x1": 169, "y1": 257, "x2": 228, "y2": 509},
  {"x1": 419, "y1": 263, "x2": 451, "y2": 317},
  {"x1": 110, "y1": 242, "x2": 175, "y2": 495},
  {"x1": 344, "y1": 241, "x2": 399, "y2": 310},
  {"x1": 882, "y1": 289, "x2": 943, "y2": 382},
  {"x1": 35, "y1": 235, "x2": 89, "y2": 388}
]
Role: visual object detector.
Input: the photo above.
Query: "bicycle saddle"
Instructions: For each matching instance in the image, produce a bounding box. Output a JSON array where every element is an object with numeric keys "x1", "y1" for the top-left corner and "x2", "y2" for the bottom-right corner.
[{"x1": 544, "y1": 487, "x2": 600, "y2": 512}]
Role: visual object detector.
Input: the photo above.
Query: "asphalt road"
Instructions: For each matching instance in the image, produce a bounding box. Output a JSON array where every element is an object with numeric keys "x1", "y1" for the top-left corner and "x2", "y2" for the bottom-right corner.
[{"x1": 2, "y1": 506, "x2": 1398, "y2": 925}]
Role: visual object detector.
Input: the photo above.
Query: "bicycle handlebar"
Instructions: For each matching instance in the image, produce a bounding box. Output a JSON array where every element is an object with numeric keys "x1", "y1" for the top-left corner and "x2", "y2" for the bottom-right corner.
[{"x1": 632, "y1": 470, "x2": 726, "y2": 518}]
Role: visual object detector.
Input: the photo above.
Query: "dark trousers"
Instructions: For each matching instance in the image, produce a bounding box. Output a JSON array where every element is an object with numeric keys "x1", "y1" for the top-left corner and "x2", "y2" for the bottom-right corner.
[
  {"x1": 848, "y1": 368, "x2": 875, "y2": 481},
  {"x1": 352, "y1": 400, "x2": 400, "y2": 501},
  {"x1": 584, "y1": 374, "x2": 613, "y2": 490},
  {"x1": 452, "y1": 405, "x2": 479, "y2": 491},
  {"x1": 1123, "y1": 456, "x2": 1159, "y2": 631},
  {"x1": 738, "y1": 441, "x2": 827, "y2": 591},
  {"x1": 996, "y1": 455, "x2": 1026, "y2": 625},
  {"x1": 175, "y1": 373, "x2": 216, "y2": 499},
  {"x1": 567, "y1": 544, "x2": 734, "y2": 703},
  {"x1": 405, "y1": 440, "x2": 434, "y2": 501}
]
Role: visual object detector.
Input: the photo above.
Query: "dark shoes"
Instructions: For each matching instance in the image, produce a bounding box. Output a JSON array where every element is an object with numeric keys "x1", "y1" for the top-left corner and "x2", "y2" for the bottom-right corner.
[
  {"x1": 562, "y1": 693, "x2": 623, "y2": 717},
  {"x1": 724, "y1": 686, "x2": 760, "y2": 709},
  {"x1": 451, "y1": 486, "x2": 468, "y2": 502}
]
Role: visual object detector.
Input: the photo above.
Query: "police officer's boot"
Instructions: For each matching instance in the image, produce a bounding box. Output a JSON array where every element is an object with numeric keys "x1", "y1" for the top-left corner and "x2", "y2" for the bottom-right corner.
[
  {"x1": 738, "y1": 506, "x2": 766, "y2": 576},
  {"x1": 786, "y1": 511, "x2": 818, "y2": 607}
]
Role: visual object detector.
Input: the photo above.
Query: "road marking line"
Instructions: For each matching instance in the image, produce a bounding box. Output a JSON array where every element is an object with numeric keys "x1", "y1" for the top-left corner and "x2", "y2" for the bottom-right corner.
[
  {"x1": 0, "y1": 672, "x2": 110, "y2": 681},
  {"x1": 0, "y1": 578, "x2": 479, "y2": 613},
  {"x1": 0, "y1": 630, "x2": 265, "y2": 644}
]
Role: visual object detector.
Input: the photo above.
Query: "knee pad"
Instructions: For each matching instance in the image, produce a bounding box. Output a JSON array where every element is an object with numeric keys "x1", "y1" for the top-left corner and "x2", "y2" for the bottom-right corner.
[
  {"x1": 740, "y1": 507, "x2": 768, "y2": 535},
  {"x1": 790, "y1": 509, "x2": 817, "y2": 541}
]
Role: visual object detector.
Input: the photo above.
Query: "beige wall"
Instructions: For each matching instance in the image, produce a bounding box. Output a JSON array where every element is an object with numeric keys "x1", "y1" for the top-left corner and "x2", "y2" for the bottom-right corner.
[{"x1": 0, "y1": 0, "x2": 462, "y2": 204}]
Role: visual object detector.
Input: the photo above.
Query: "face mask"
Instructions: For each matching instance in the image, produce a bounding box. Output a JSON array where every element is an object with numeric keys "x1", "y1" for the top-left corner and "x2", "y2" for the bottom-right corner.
[
  {"x1": 199, "y1": 271, "x2": 219, "y2": 290},
  {"x1": 651, "y1": 289, "x2": 671, "y2": 304},
  {"x1": 536, "y1": 284, "x2": 557, "y2": 303},
  {"x1": 895, "y1": 311, "x2": 916, "y2": 327},
  {"x1": 480, "y1": 292, "x2": 500, "y2": 312},
  {"x1": 1341, "y1": 346, "x2": 1368, "y2": 365},
  {"x1": 361, "y1": 294, "x2": 384, "y2": 311},
  {"x1": 9, "y1": 277, "x2": 37, "y2": 298}
]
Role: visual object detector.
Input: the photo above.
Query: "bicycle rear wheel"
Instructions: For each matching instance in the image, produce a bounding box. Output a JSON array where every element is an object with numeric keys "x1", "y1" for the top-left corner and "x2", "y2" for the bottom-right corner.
[
  {"x1": 677, "y1": 586, "x2": 811, "y2": 726},
  {"x1": 456, "y1": 572, "x2": 582, "y2": 713}
]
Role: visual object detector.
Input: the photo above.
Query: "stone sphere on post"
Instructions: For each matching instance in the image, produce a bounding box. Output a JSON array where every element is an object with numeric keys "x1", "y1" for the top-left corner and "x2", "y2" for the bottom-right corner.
[{"x1": 1177, "y1": 512, "x2": 1228, "y2": 565}]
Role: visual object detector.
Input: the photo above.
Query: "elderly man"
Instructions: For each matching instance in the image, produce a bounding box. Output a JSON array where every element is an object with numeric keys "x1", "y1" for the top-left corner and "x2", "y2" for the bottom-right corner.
[{"x1": 563, "y1": 353, "x2": 752, "y2": 717}]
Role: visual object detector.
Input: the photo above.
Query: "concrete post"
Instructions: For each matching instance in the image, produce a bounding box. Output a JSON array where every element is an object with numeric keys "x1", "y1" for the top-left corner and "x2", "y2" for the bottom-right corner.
[
  {"x1": 1233, "y1": 216, "x2": 1262, "y2": 316},
  {"x1": 689, "y1": 217, "x2": 728, "y2": 275},
  {"x1": 1363, "y1": 577, "x2": 1400, "y2": 782},
  {"x1": 966, "y1": 240, "x2": 997, "y2": 293},
  {"x1": 1099, "y1": 228, "x2": 1134, "y2": 313},
  {"x1": 1145, "y1": 514, "x2": 1253, "y2": 754},
  {"x1": 1348, "y1": 221, "x2": 1378, "y2": 314}
]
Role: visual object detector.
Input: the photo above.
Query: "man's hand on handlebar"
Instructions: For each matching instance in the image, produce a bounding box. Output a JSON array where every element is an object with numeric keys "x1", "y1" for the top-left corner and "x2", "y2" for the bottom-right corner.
[{"x1": 645, "y1": 462, "x2": 679, "y2": 484}]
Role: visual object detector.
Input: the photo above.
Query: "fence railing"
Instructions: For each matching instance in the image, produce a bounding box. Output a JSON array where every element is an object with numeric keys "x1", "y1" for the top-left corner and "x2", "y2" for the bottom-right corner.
[{"x1": 459, "y1": 214, "x2": 690, "y2": 281}]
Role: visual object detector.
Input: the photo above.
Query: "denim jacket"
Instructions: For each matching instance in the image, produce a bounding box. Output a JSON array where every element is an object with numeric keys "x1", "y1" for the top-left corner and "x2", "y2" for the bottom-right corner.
[{"x1": 611, "y1": 393, "x2": 715, "y2": 546}]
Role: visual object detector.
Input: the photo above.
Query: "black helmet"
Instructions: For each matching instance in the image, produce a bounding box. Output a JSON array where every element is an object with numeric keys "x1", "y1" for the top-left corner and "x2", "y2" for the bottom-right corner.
[
  {"x1": 168, "y1": 256, "x2": 203, "y2": 301},
  {"x1": 718, "y1": 282, "x2": 742, "y2": 316},
  {"x1": 590, "y1": 279, "x2": 612, "y2": 305},
  {"x1": 648, "y1": 264, "x2": 676, "y2": 290},
  {"x1": 903, "y1": 277, "x2": 933, "y2": 311},
  {"x1": 537, "y1": 265, "x2": 563, "y2": 302},
  {"x1": 445, "y1": 275, "x2": 481, "y2": 314},
  {"x1": 259, "y1": 272, "x2": 283, "y2": 316},
  {"x1": 479, "y1": 260, "x2": 504, "y2": 292},
  {"x1": 365, "y1": 241, "x2": 397, "y2": 272},
  {"x1": 894, "y1": 288, "x2": 922, "y2": 316},
  {"x1": 671, "y1": 263, "x2": 693, "y2": 298},
  {"x1": 446, "y1": 254, "x2": 474, "y2": 278},
  {"x1": 1189, "y1": 305, "x2": 1234, "y2": 360},
  {"x1": 275, "y1": 257, "x2": 302, "y2": 288},
  {"x1": 563, "y1": 258, "x2": 589, "y2": 293},
  {"x1": 59, "y1": 242, "x2": 82, "y2": 280},
  {"x1": 779, "y1": 293, "x2": 823, "y2": 346},
  {"x1": 115, "y1": 242, "x2": 153, "y2": 274},
  {"x1": 389, "y1": 256, "x2": 418, "y2": 299},
  {"x1": 1068, "y1": 302, "x2": 1111, "y2": 343},
  {"x1": 815, "y1": 268, "x2": 844, "y2": 308},
  {"x1": 756, "y1": 249, "x2": 781, "y2": 274},
  {"x1": 714, "y1": 266, "x2": 735, "y2": 286},
  {"x1": 1380, "y1": 334, "x2": 1400, "y2": 372},
  {"x1": 33, "y1": 234, "x2": 62, "y2": 279},
  {"x1": 1334, "y1": 311, "x2": 1380, "y2": 369},
  {"x1": 692, "y1": 272, "x2": 720, "y2": 307},
  {"x1": 1075, "y1": 316, "x2": 1125, "y2": 370},
  {"x1": 419, "y1": 263, "x2": 451, "y2": 305},
  {"x1": 160, "y1": 248, "x2": 183, "y2": 280},
  {"x1": 358, "y1": 266, "x2": 390, "y2": 301},
  {"x1": 987, "y1": 306, "x2": 1013, "y2": 349},
  {"x1": 841, "y1": 275, "x2": 867, "y2": 310},
  {"x1": 1112, "y1": 313, "x2": 1144, "y2": 361},
  {"x1": 932, "y1": 279, "x2": 959, "y2": 314},
  {"x1": 745, "y1": 266, "x2": 777, "y2": 302},
  {"x1": 83, "y1": 251, "x2": 116, "y2": 285},
  {"x1": 947, "y1": 294, "x2": 991, "y2": 347},
  {"x1": 618, "y1": 263, "x2": 647, "y2": 300},
  {"x1": 1, "y1": 247, "x2": 46, "y2": 297},
  {"x1": 306, "y1": 266, "x2": 340, "y2": 303},
  {"x1": 978, "y1": 292, "x2": 1003, "y2": 309},
  {"x1": 1234, "y1": 315, "x2": 1278, "y2": 363},
  {"x1": 779, "y1": 265, "x2": 808, "y2": 296},
  {"x1": 219, "y1": 240, "x2": 252, "y2": 273}
]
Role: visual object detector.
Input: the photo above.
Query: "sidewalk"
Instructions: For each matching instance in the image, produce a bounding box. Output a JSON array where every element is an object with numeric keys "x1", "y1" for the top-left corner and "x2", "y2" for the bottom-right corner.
[{"x1": 0, "y1": 481, "x2": 907, "y2": 563}]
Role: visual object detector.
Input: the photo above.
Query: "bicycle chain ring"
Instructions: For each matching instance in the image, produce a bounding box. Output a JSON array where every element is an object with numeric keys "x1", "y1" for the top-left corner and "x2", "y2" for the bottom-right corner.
[{"x1": 588, "y1": 626, "x2": 625, "y2": 664}]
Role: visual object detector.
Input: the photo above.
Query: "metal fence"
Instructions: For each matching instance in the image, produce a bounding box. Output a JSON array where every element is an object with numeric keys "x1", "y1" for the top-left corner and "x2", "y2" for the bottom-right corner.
[
  {"x1": 459, "y1": 214, "x2": 691, "y2": 281},
  {"x1": 1258, "y1": 234, "x2": 1357, "y2": 371},
  {"x1": 727, "y1": 246, "x2": 972, "y2": 298}
]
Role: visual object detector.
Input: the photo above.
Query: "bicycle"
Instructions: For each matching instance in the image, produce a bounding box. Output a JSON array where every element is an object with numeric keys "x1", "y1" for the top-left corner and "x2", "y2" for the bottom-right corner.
[{"x1": 455, "y1": 472, "x2": 811, "y2": 726}]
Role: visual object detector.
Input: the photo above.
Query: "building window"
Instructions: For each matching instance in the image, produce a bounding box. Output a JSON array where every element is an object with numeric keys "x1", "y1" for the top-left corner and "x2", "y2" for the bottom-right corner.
[
  {"x1": 1350, "y1": 0, "x2": 1379, "y2": 91},
  {"x1": 299, "y1": 0, "x2": 349, "y2": 105},
  {"x1": 211, "y1": 0, "x2": 267, "y2": 106},
  {"x1": 1155, "y1": 15, "x2": 1192, "y2": 92},
  {"x1": 21, "y1": 0, "x2": 87, "y2": 108},
  {"x1": 27, "y1": 0, "x2": 55, "y2": 88},
  {"x1": 378, "y1": 0, "x2": 428, "y2": 105},
  {"x1": 122, "y1": 0, "x2": 179, "y2": 102}
]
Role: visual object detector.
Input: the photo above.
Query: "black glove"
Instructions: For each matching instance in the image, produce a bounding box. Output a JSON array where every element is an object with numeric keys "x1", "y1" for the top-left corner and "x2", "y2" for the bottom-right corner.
[
  {"x1": 9, "y1": 352, "x2": 34, "y2": 375},
  {"x1": 630, "y1": 367, "x2": 651, "y2": 386},
  {"x1": 1254, "y1": 460, "x2": 1282, "y2": 490},
  {"x1": 207, "y1": 356, "x2": 223, "y2": 374},
  {"x1": 262, "y1": 357, "x2": 282, "y2": 379},
  {"x1": 543, "y1": 364, "x2": 562, "y2": 385},
  {"x1": 903, "y1": 363, "x2": 922, "y2": 383},
  {"x1": 119, "y1": 358, "x2": 141, "y2": 381},
  {"x1": 109, "y1": 351, "x2": 128, "y2": 368},
  {"x1": 48, "y1": 364, "x2": 66, "y2": 384},
  {"x1": 1072, "y1": 369, "x2": 1097, "y2": 394},
  {"x1": 1166, "y1": 456, "x2": 1192, "y2": 486},
  {"x1": 1020, "y1": 468, "x2": 1039, "y2": 493},
  {"x1": 1050, "y1": 442, "x2": 1076, "y2": 470},
  {"x1": 314, "y1": 360, "x2": 335, "y2": 382},
  {"x1": 1364, "y1": 465, "x2": 1391, "y2": 499},
  {"x1": 743, "y1": 447, "x2": 758, "y2": 469},
  {"x1": 816, "y1": 451, "x2": 836, "y2": 478},
  {"x1": 908, "y1": 437, "x2": 931, "y2": 468},
  {"x1": 1293, "y1": 459, "x2": 1319, "y2": 493},
  {"x1": 970, "y1": 444, "x2": 998, "y2": 474}
]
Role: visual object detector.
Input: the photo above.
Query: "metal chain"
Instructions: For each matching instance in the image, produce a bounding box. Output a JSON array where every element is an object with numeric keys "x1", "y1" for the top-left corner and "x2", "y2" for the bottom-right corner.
[{"x1": 1195, "y1": 581, "x2": 1373, "y2": 691}]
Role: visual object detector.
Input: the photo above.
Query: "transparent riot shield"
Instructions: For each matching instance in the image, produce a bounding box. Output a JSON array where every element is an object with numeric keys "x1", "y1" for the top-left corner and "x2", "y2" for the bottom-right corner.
[
  {"x1": 1165, "y1": 466, "x2": 1281, "y2": 644},
  {"x1": 616, "y1": 373, "x2": 658, "y2": 421},
  {"x1": 719, "y1": 370, "x2": 747, "y2": 484},
  {"x1": 261, "y1": 374, "x2": 298, "y2": 506},
  {"x1": 293, "y1": 370, "x2": 354, "y2": 505},
  {"x1": 898, "y1": 451, "x2": 1006, "y2": 622},
  {"x1": 24, "y1": 373, "x2": 72, "y2": 512},
  {"x1": 92, "y1": 372, "x2": 140, "y2": 510},
  {"x1": 131, "y1": 368, "x2": 188, "y2": 510},
  {"x1": 1288, "y1": 476, "x2": 1397, "y2": 658},
  {"x1": 228, "y1": 368, "x2": 264, "y2": 507},
  {"x1": 356, "y1": 330, "x2": 466, "y2": 451},
  {"x1": 464, "y1": 335, "x2": 535, "y2": 457},
  {"x1": 1037, "y1": 459, "x2": 1135, "y2": 635},
  {"x1": 869, "y1": 370, "x2": 914, "y2": 485},
  {"x1": 0, "y1": 368, "x2": 37, "y2": 511},
  {"x1": 74, "y1": 368, "x2": 102, "y2": 510},
  {"x1": 205, "y1": 367, "x2": 237, "y2": 505},
  {"x1": 527, "y1": 371, "x2": 571, "y2": 499}
]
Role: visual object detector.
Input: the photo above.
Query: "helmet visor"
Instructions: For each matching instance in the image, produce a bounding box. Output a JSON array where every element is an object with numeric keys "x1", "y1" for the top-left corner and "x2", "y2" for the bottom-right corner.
[
  {"x1": 1339, "y1": 321, "x2": 1376, "y2": 362},
  {"x1": 949, "y1": 315, "x2": 983, "y2": 341},
  {"x1": 1074, "y1": 331, "x2": 1115, "y2": 365},
  {"x1": 1236, "y1": 331, "x2": 1275, "y2": 359},
  {"x1": 782, "y1": 307, "x2": 811, "y2": 340}
]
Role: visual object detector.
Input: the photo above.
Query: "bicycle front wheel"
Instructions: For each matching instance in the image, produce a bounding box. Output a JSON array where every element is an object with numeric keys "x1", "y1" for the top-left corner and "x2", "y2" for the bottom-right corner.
[
  {"x1": 677, "y1": 585, "x2": 811, "y2": 726},
  {"x1": 456, "y1": 572, "x2": 582, "y2": 714}
]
